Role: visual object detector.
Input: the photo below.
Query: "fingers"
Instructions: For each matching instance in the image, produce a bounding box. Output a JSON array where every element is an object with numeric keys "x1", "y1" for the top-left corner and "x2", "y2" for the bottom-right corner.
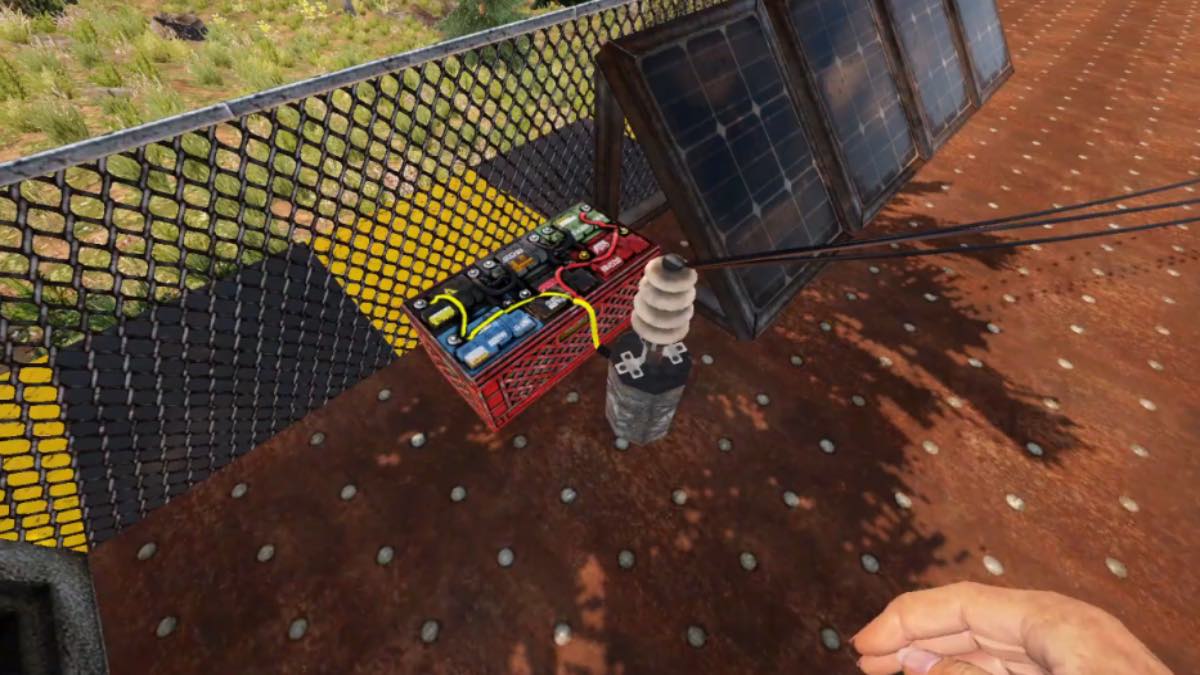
[
  {"x1": 893, "y1": 647, "x2": 997, "y2": 675},
  {"x1": 853, "y1": 582, "x2": 1046, "y2": 656}
]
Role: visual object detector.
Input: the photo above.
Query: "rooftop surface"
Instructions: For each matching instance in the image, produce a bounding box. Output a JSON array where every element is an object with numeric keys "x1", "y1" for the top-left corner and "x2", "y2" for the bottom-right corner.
[{"x1": 87, "y1": 0, "x2": 1200, "y2": 672}]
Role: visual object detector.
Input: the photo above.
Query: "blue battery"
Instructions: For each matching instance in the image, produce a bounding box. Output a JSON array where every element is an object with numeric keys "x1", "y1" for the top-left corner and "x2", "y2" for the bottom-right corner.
[{"x1": 450, "y1": 310, "x2": 541, "y2": 371}]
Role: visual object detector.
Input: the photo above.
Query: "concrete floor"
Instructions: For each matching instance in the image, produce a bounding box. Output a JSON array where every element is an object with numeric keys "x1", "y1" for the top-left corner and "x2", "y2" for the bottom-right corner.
[{"x1": 88, "y1": 0, "x2": 1200, "y2": 672}]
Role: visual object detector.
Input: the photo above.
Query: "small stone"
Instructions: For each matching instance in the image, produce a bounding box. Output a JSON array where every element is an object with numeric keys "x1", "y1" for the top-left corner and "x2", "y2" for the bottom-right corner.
[
  {"x1": 1139, "y1": 398, "x2": 1157, "y2": 411},
  {"x1": 420, "y1": 619, "x2": 440, "y2": 643},
  {"x1": 560, "y1": 487, "x2": 577, "y2": 504},
  {"x1": 1070, "y1": 325, "x2": 1085, "y2": 335},
  {"x1": 340, "y1": 484, "x2": 357, "y2": 501},
  {"x1": 818, "y1": 439, "x2": 836, "y2": 454},
  {"x1": 137, "y1": 542, "x2": 157, "y2": 561},
  {"x1": 967, "y1": 357, "x2": 983, "y2": 368},
  {"x1": 1003, "y1": 293, "x2": 1016, "y2": 303},
  {"x1": 860, "y1": 553, "x2": 880, "y2": 574},
  {"x1": 868, "y1": 266, "x2": 880, "y2": 274},
  {"x1": 512, "y1": 434, "x2": 528, "y2": 449},
  {"x1": 686, "y1": 625, "x2": 707, "y2": 648},
  {"x1": 1106, "y1": 557, "x2": 1128, "y2": 579},
  {"x1": 618, "y1": 550, "x2": 636, "y2": 569},
  {"x1": 566, "y1": 391, "x2": 580, "y2": 404},
  {"x1": 782, "y1": 491, "x2": 801, "y2": 508},
  {"x1": 1131, "y1": 444, "x2": 1150, "y2": 458},
  {"x1": 986, "y1": 322, "x2": 1002, "y2": 334},
  {"x1": 819, "y1": 627, "x2": 841, "y2": 651},
  {"x1": 983, "y1": 555, "x2": 1005, "y2": 576},
  {"x1": 410, "y1": 432, "x2": 427, "y2": 448},
  {"x1": 671, "y1": 489, "x2": 688, "y2": 506},
  {"x1": 755, "y1": 393, "x2": 771, "y2": 406},
  {"x1": 879, "y1": 356, "x2": 894, "y2": 367},
  {"x1": 923, "y1": 292, "x2": 939, "y2": 302},
  {"x1": 309, "y1": 431, "x2": 325, "y2": 446},
  {"x1": 894, "y1": 492, "x2": 912, "y2": 509},
  {"x1": 850, "y1": 395, "x2": 865, "y2": 408},
  {"x1": 1026, "y1": 442, "x2": 1044, "y2": 457},
  {"x1": 1082, "y1": 294, "x2": 1096, "y2": 304},
  {"x1": 1119, "y1": 496, "x2": 1139, "y2": 513},
  {"x1": 614, "y1": 437, "x2": 630, "y2": 451},
  {"x1": 946, "y1": 396, "x2": 964, "y2": 409},
  {"x1": 377, "y1": 388, "x2": 392, "y2": 401},
  {"x1": 553, "y1": 622, "x2": 572, "y2": 646},
  {"x1": 790, "y1": 354, "x2": 804, "y2": 366},
  {"x1": 700, "y1": 354, "x2": 714, "y2": 365},
  {"x1": 1148, "y1": 360, "x2": 1164, "y2": 371},
  {"x1": 739, "y1": 551, "x2": 759, "y2": 571},
  {"x1": 376, "y1": 546, "x2": 395, "y2": 565},
  {"x1": 497, "y1": 547, "x2": 515, "y2": 568},
  {"x1": 1155, "y1": 325, "x2": 1170, "y2": 336},
  {"x1": 288, "y1": 618, "x2": 308, "y2": 641},
  {"x1": 846, "y1": 292, "x2": 858, "y2": 301},
  {"x1": 1057, "y1": 358, "x2": 1074, "y2": 370},
  {"x1": 819, "y1": 321, "x2": 833, "y2": 332},
  {"x1": 256, "y1": 544, "x2": 275, "y2": 562},
  {"x1": 718, "y1": 437, "x2": 734, "y2": 453},
  {"x1": 156, "y1": 616, "x2": 177, "y2": 638},
  {"x1": 450, "y1": 485, "x2": 467, "y2": 502},
  {"x1": 922, "y1": 440, "x2": 940, "y2": 455},
  {"x1": 231, "y1": 483, "x2": 248, "y2": 499},
  {"x1": 1043, "y1": 398, "x2": 1060, "y2": 411},
  {"x1": 1006, "y1": 494, "x2": 1026, "y2": 511},
  {"x1": 903, "y1": 322, "x2": 917, "y2": 333}
]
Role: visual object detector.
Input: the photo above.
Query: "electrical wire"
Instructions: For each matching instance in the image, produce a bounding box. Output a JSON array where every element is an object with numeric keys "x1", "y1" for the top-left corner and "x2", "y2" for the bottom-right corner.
[
  {"x1": 688, "y1": 178, "x2": 1200, "y2": 271},
  {"x1": 466, "y1": 291, "x2": 601, "y2": 349},
  {"x1": 554, "y1": 211, "x2": 621, "y2": 297},
  {"x1": 805, "y1": 213, "x2": 1200, "y2": 265},
  {"x1": 430, "y1": 292, "x2": 470, "y2": 338}
]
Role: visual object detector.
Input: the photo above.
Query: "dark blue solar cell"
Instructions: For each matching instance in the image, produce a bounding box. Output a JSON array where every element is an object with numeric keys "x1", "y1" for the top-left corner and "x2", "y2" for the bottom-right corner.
[
  {"x1": 790, "y1": 0, "x2": 917, "y2": 209},
  {"x1": 952, "y1": 0, "x2": 1009, "y2": 93},
  {"x1": 639, "y1": 12, "x2": 841, "y2": 312},
  {"x1": 886, "y1": 0, "x2": 971, "y2": 140}
]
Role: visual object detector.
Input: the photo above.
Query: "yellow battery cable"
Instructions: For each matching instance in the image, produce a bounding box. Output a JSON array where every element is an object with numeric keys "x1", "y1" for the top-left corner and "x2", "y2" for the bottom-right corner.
[
  {"x1": 467, "y1": 292, "x2": 601, "y2": 349},
  {"x1": 429, "y1": 293, "x2": 470, "y2": 338}
]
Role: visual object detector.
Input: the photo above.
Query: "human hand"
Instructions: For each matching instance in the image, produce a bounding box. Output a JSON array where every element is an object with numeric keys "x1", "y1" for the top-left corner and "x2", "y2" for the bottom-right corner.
[{"x1": 852, "y1": 581, "x2": 1173, "y2": 675}]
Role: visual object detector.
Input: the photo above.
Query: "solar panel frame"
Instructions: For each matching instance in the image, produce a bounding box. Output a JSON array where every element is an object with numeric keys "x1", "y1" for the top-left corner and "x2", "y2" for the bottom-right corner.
[
  {"x1": 764, "y1": 0, "x2": 927, "y2": 228},
  {"x1": 597, "y1": 0, "x2": 855, "y2": 339},
  {"x1": 876, "y1": 0, "x2": 979, "y2": 152},
  {"x1": 945, "y1": 0, "x2": 1015, "y2": 103}
]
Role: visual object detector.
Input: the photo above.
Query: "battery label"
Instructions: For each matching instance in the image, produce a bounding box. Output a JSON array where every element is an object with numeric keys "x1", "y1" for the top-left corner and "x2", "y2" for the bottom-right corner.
[
  {"x1": 424, "y1": 305, "x2": 457, "y2": 328},
  {"x1": 595, "y1": 255, "x2": 625, "y2": 278},
  {"x1": 588, "y1": 237, "x2": 612, "y2": 257}
]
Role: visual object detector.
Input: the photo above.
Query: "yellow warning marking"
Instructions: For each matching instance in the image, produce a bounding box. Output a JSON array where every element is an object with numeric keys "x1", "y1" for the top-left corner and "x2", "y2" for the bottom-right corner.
[
  {"x1": 310, "y1": 168, "x2": 542, "y2": 355},
  {"x1": 0, "y1": 357, "x2": 87, "y2": 551}
]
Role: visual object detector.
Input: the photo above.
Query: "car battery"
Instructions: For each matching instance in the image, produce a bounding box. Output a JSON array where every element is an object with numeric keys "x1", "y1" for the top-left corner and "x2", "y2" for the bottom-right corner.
[{"x1": 403, "y1": 202, "x2": 660, "y2": 431}]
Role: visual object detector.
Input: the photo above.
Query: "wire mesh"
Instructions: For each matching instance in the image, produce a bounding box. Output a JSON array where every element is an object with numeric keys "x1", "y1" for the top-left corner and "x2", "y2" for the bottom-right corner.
[{"x1": 0, "y1": 0, "x2": 718, "y2": 550}]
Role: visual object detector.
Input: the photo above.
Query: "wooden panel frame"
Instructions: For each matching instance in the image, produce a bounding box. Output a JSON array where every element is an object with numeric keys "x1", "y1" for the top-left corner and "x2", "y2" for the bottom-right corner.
[{"x1": 944, "y1": 0, "x2": 1016, "y2": 103}]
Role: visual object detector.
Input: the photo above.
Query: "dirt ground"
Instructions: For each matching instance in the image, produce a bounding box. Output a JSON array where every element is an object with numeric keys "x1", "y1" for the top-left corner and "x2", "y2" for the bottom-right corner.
[{"x1": 87, "y1": 0, "x2": 1200, "y2": 672}]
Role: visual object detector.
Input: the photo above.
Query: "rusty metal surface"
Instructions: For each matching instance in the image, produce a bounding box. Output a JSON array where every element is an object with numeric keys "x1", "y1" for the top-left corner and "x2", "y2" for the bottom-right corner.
[{"x1": 88, "y1": 0, "x2": 1200, "y2": 673}]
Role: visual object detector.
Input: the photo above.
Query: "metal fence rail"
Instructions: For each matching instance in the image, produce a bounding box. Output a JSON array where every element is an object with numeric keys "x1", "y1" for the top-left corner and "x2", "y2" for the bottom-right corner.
[{"x1": 0, "y1": 0, "x2": 715, "y2": 550}]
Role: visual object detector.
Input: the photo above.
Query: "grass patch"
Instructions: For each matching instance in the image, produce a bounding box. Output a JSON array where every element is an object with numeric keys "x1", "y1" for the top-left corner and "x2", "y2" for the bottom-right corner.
[
  {"x1": 187, "y1": 53, "x2": 224, "y2": 87},
  {"x1": 0, "y1": 56, "x2": 27, "y2": 101},
  {"x1": 9, "y1": 98, "x2": 89, "y2": 145},
  {"x1": 0, "y1": 8, "x2": 33, "y2": 45},
  {"x1": 141, "y1": 85, "x2": 185, "y2": 120}
]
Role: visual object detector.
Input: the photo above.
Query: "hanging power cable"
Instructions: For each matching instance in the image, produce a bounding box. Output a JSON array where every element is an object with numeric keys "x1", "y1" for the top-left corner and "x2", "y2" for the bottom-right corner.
[{"x1": 686, "y1": 177, "x2": 1200, "y2": 271}]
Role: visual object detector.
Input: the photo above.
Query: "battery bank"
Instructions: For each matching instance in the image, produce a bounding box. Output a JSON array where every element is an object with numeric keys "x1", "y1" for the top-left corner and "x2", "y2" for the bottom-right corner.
[{"x1": 404, "y1": 202, "x2": 660, "y2": 431}]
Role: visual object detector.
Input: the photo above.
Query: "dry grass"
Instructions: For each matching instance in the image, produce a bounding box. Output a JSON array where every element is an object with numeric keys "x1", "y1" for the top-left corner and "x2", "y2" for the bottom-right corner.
[{"x1": 0, "y1": 0, "x2": 452, "y2": 161}]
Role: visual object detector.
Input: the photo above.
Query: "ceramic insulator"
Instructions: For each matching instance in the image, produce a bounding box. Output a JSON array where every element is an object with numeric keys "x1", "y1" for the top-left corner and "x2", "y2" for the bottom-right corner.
[{"x1": 631, "y1": 256, "x2": 698, "y2": 345}]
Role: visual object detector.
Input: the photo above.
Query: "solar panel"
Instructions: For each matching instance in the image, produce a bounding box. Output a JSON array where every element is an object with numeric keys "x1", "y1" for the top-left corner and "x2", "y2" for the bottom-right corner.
[
  {"x1": 599, "y1": 0, "x2": 847, "y2": 337},
  {"x1": 883, "y1": 0, "x2": 973, "y2": 145},
  {"x1": 950, "y1": 0, "x2": 1012, "y2": 98},
  {"x1": 781, "y1": 0, "x2": 920, "y2": 218}
]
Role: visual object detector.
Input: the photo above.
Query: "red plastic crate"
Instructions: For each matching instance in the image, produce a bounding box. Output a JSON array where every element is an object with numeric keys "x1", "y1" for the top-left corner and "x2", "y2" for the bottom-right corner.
[{"x1": 405, "y1": 233, "x2": 660, "y2": 431}]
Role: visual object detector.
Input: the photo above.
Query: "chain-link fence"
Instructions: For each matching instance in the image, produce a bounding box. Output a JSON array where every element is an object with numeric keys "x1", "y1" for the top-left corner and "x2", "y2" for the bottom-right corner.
[{"x1": 0, "y1": 0, "x2": 719, "y2": 551}]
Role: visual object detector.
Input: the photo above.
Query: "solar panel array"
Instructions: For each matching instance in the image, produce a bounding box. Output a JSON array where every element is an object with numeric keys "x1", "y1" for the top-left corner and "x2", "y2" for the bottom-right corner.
[
  {"x1": 599, "y1": 0, "x2": 1011, "y2": 337},
  {"x1": 885, "y1": 0, "x2": 972, "y2": 142},
  {"x1": 787, "y1": 0, "x2": 918, "y2": 212},
  {"x1": 952, "y1": 0, "x2": 1011, "y2": 96},
  {"x1": 640, "y1": 12, "x2": 841, "y2": 309}
]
